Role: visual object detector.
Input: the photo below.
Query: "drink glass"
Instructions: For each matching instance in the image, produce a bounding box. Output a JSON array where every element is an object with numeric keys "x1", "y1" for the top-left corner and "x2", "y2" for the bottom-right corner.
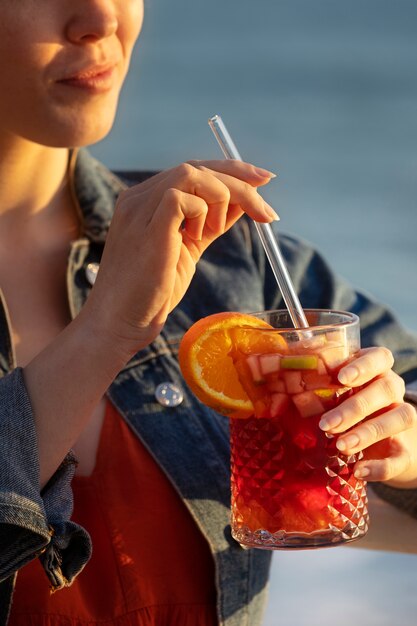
[{"x1": 229, "y1": 309, "x2": 369, "y2": 549}]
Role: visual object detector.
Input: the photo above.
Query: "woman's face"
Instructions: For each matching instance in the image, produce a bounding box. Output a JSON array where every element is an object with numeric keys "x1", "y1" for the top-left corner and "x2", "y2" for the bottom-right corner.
[{"x1": 0, "y1": 1, "x2": 144, "y2": 147}]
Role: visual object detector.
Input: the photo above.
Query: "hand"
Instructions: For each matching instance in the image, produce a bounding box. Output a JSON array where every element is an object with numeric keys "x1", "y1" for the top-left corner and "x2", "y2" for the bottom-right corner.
[
  {"x1": 319, "y1": 347, "x2": 417, "y2": 488},
  {"x1": 84, "y1": 159, "x2": 277, "y2": 359}
]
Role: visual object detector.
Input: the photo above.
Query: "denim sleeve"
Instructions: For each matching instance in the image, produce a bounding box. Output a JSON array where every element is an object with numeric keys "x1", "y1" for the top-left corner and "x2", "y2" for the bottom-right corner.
[
  {"x1": 250, "y1": 223, "x2": 417, "y2": 517},
  {"x1": 0, "y1": 368, "x2": 92, "y2": 589},
  {"x1": 252, "y1": 226, "x2": 417, "y2": 383}
]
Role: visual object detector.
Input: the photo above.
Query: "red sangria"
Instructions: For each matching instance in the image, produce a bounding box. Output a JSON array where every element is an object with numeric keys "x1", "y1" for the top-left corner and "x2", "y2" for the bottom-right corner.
[{"x1": 229, "y1": 310, "x2": 369, "y2": 549}]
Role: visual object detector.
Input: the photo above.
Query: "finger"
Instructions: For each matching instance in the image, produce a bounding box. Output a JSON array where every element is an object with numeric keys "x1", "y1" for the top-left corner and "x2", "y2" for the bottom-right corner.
[
  {"x1": 116, "y1": 163, "x2": 227, "y2": 205},
  {"x1": 353, "y1": 441, "x2": 413, "y2": 482},
  {"x1": 120, "y1": 162, "x2": 277, "y2": 225},
  {"x1": 334, "y1": 402, "x2": 417, "y2": 455},
  {"x1": 319, "y1": 371, "x2": 406, "y2": 433},
  {"x1": 124, "y1": 159, "x2": 276, "y2": 197},
  {"x1": 166, "y1": 163, "x2": 278, "y2": 224},
  {"x1": 188, "y1": 159, "x2": 277, "y2": 186},
  {"x1": 162, "y1": 164, "x2": 235, "y2": 234},
  {"x1": 182, "y1": 196, "x2": 211, "y2": 241},
  {"x1": 223, "y1": 203, "x2": 246, "y2": 231},
  {"x1": 190, "y1": 166, "x2": 279, "y2": 222},
  {"x1": 151, "y1": 187, "x2": 208, "y2": 241},
  {"x1": 338, "y1": 346, "x2": 395, "y2": 387},
  {"x1": 201, "y1": 196, "x2": 228, "y2": 236},
  {"x1": 196, "y1": 167, "x2": 279, "y2": 222}
]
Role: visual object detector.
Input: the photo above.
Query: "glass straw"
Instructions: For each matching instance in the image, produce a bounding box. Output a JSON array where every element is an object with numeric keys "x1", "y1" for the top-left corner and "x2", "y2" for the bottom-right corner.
[{"x1": 208, "y1": 114, "x2": 309, "y2": 329}]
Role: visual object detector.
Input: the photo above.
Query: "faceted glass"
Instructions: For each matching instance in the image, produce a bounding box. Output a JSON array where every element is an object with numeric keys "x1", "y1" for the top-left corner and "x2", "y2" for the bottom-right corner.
[{"x1": 229, "y1": 309, "x2": 369, "y2": 549}]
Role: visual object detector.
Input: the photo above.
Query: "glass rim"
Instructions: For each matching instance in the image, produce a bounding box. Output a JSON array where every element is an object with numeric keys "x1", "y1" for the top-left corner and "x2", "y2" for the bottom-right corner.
[{"x1": 248, "y1": 308, "x2": 359, "y2": 332}]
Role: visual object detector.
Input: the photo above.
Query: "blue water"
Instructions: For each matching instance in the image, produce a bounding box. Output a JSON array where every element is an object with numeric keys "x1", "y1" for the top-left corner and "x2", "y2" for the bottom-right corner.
[{"x1": 91, "y1": 1, "x2": 417, "y2": 623}]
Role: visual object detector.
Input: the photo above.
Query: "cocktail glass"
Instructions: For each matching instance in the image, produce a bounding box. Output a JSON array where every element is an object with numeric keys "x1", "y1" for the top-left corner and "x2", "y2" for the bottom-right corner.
[{"x1": 229, "y1": 309, "x2": 369, "y2": 549}]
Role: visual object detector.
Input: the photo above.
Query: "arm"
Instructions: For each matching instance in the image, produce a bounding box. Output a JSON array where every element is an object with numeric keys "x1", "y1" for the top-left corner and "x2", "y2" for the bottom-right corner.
[
  {"x1": 24, "y1": 160, "x2": 277, "y2": 488},
  {"x1": 0, "y1": 159, "x2": 276, "y2": 583}
]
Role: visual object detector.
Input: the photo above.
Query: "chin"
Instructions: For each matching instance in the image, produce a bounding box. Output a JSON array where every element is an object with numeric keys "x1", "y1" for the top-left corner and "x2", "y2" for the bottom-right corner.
[
  {"x1": 21, "y1": 98, "x2": 120, "y2": 148},
  {"x1": 51, "y1": 119, "x2": 116, "y2": 148}
]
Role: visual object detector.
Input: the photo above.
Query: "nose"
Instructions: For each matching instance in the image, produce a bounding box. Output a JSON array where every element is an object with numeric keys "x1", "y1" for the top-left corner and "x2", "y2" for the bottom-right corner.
[{"x1": 65, "y1": 0, "x2": 118, "y2": 43}]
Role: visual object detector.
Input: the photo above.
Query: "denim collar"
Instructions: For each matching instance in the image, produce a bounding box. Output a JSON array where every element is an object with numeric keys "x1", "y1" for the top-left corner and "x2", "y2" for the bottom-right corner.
[{"x1": 68, "y1": 148, "x2": 126, "y2": 244}]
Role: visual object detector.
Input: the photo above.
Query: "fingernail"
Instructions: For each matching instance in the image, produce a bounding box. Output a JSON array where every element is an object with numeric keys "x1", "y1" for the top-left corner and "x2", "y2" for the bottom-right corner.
[
  {"x1": 255, "y1": 167, "x2": 277, "y2": 179},
  {"x1": 263, "y1": 201, "x2": 280, "y2": 221},
  {"x1": 336, "y1": 433, "x2": 360, "y2": 452},
  {"x1": 354, "y1": 466, "x2": 370, "y2": 479},
  {"x1": 319, "y1": 412, "x2": 343, "y2": 431},
  {"x1": 338, "y1": 366, "x2": 359, "y2": 385}
]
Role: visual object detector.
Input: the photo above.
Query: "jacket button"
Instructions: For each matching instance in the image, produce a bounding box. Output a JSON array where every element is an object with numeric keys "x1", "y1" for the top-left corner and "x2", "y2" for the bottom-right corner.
[
  {"x1": 155, "y1": 382, "x2": 184, "y2": 407},
  {"x1": 86, "y1": 262, "x2": 100, "y2": 285}
]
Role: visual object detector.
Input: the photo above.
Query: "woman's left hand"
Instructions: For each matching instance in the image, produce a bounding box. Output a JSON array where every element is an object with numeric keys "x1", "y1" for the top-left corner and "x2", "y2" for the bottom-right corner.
[{"x1": 319, "y1": 347, "x2": 417, "y2": 488}]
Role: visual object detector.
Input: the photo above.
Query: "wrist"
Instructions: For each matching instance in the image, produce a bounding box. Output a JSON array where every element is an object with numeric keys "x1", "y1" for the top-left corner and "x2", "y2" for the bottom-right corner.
[
  {"x1": 74, "y1": 306, "x2": 132, "y2": 374},
  {"x1": 77, "y1": 300, "x2": 164, "y2": 366}
]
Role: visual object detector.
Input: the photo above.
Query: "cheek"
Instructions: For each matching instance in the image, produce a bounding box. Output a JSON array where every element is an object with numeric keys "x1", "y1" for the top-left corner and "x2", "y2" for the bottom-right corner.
[
  {"x1": 0, "y1": 39, "x2": 53, "y2": 112},
  {"x1": 119, "y1": 1, "x2": 144, "y2": 57}
]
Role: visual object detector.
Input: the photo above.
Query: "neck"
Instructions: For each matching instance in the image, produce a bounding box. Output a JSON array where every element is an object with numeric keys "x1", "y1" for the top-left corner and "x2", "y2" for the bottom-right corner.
[{"x1": 0, "y1": 136, "x2": 70, "y2": 220}]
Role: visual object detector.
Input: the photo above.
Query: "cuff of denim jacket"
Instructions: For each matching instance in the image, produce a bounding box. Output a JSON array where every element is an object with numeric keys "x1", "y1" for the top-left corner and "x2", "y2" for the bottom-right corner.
[
  {"x1": 39, "y1": 519, "x2": 92, "y2": 591},
  {"x1": 0, "y1": 497, "x2": 52, "y2": 583},
  {"x1": 0, "y1": 369, "x2": 91, "y2": 586},
  {"x1": 40, "y1": 450, "x2": 92, "y2": 590},
  {"x1": 0, "y1": 368, "x2": 53, "y2": 580}
]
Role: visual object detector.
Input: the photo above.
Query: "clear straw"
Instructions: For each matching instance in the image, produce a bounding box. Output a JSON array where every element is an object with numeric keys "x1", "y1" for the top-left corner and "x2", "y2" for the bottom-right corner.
[{"x1": 208, "y1": 114, "x2": 309, "y2": 329}]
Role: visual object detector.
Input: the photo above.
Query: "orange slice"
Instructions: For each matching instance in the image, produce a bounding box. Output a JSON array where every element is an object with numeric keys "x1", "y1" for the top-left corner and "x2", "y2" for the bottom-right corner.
[{"x1": 179, "y1": 312, "x2": 275, "y2": 418}]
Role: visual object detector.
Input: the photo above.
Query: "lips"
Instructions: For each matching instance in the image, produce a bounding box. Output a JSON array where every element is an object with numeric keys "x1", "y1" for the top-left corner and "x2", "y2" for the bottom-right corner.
[
  {"x1": 56, "y1": 61, "x2": 119, "y2": 92},
  {"x1": 59, "y1": 61, "x2": 117, "y2": 82}
]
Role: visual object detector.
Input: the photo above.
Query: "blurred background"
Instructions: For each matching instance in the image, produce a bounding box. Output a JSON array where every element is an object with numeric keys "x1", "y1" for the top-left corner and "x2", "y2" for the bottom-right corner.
[{"x1": 91, "y1": 0, "x2": 417, "y2": 623}]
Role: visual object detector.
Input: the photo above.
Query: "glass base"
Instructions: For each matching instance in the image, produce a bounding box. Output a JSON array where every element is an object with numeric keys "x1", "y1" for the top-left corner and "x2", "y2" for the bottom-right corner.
[{"x1": 232, "y1": 518, "x2": 369, "y2": 550}]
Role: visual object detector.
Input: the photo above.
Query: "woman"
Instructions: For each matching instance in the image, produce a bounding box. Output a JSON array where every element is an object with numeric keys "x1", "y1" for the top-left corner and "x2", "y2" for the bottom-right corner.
[{"x1": 1, "y1": 2, "x2": 417, "y2": 625}]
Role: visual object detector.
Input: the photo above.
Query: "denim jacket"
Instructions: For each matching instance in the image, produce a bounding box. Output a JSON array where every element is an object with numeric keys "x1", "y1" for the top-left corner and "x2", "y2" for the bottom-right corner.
[{"x1": 1, "y1": 149, "x2": 417, "y2": 626}]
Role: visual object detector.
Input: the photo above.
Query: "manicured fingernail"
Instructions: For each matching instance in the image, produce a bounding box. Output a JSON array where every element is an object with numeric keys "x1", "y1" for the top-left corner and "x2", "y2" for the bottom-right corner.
[
  {"x1": 255, "y1": 167, "x2": 277, "y2": 179},
  {"x1": 336, "y1": 433, "x2": 360, "y2": 452},
  {"x1": 354, "y1": 466, "x2": 370, "y2": 479},
  {"x1": 319, "y1": 413, "x2": 343, "y2": 431},
  {"x1": 263, "y1": 201, "x2": 280, "y2": 221},
  {"x1": 338, "y1": 366, "x2": 359, "y2": 385}
]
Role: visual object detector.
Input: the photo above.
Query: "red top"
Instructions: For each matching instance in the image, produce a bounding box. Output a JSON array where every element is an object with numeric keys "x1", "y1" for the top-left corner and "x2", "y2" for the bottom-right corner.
[{"x1": 9, "y1": 401, "x2": 218, "y2": 625}]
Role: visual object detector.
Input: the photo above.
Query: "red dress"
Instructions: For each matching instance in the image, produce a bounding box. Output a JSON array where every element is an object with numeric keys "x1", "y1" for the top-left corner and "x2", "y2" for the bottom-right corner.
[{"x1": 9, "y1": 401, "x2": 218, "y2": 625}]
